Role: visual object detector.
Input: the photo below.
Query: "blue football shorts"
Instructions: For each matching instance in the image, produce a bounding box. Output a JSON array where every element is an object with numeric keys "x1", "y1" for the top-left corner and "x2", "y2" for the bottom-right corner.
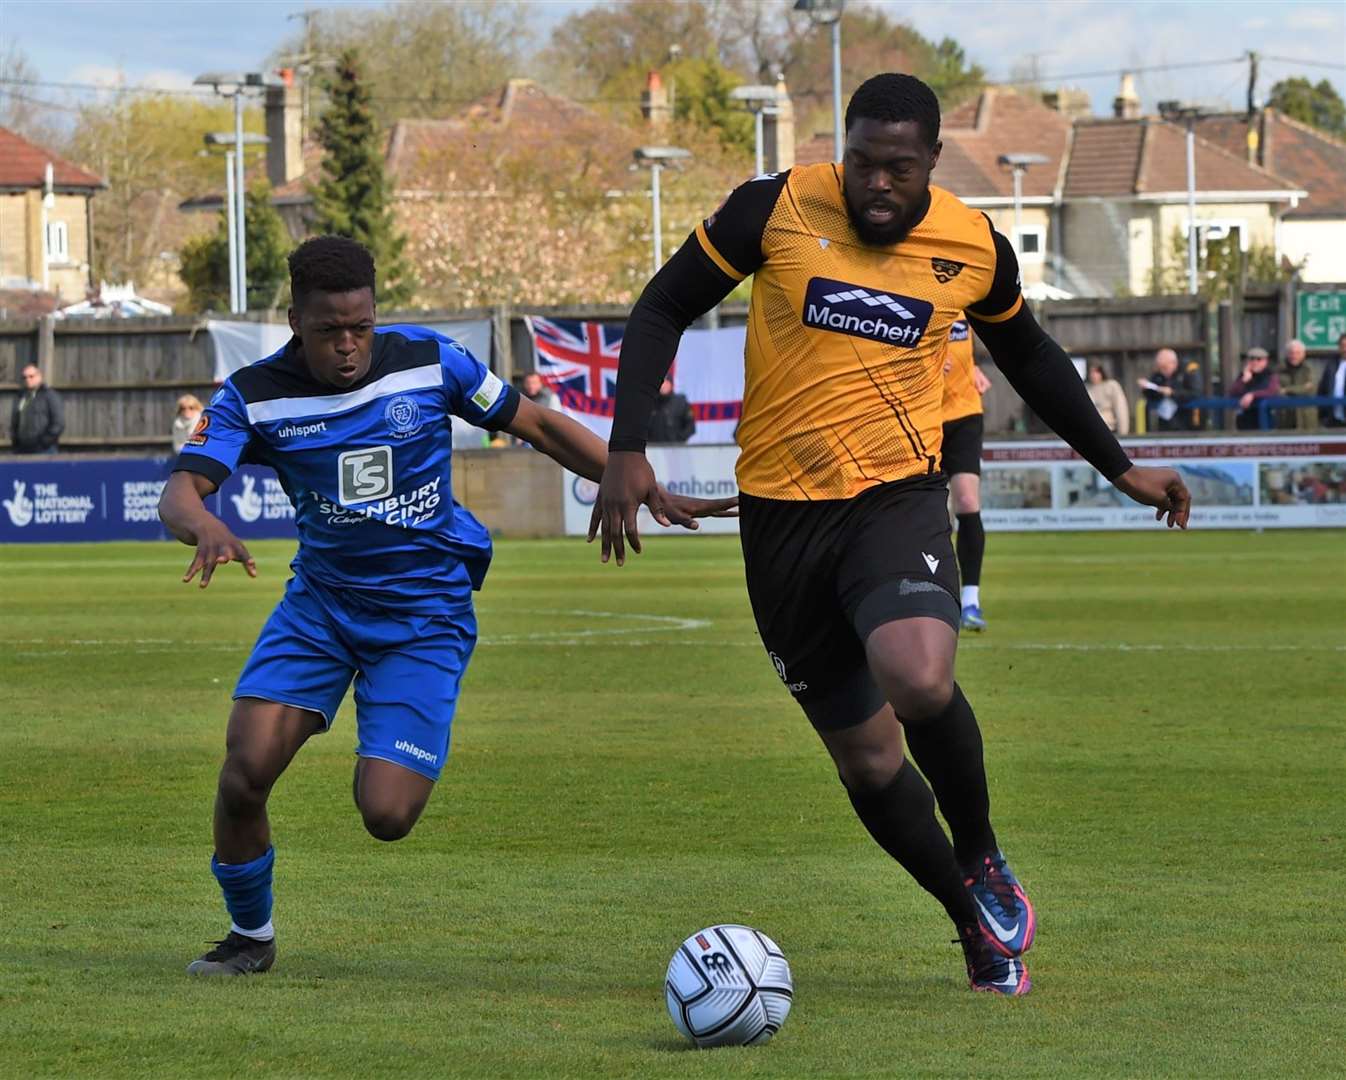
[{"x1": 234, "y1": 573, "x2": 476, "y2": 781}]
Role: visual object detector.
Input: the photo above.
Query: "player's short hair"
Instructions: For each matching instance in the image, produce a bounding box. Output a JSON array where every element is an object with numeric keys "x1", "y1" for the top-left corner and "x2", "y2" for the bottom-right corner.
[
  {"x1": 288, "y1": 235, "x2": 376, "y2": 310},
  {"x1": 845, "y1": 73, "x2": 941, "y2": 147}
]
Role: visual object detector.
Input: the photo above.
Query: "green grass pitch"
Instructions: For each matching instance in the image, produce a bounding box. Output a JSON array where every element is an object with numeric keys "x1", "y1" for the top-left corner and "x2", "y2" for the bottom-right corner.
[{"x1": 1, "y1": 530, "x2": 1344, "y2": 1078}]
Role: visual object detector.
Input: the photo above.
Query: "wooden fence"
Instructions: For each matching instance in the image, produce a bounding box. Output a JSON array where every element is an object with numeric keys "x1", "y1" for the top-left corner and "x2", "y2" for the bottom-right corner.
[{"x1": 0, "y1": 287, "x2": 1320, "y2": 451}]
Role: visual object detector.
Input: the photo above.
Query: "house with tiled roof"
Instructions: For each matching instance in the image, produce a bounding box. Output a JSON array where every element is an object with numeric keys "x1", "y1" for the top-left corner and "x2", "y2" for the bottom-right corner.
[
  {"x1": 796, "y1": 78, "x2": 1310, "y2": 297},
  {"x1": 1188, "y1": 108, "x2": 1346, "y2": 282},
  {"x1": 0, "y1": 126, "x2": 104, "y2": 299}
]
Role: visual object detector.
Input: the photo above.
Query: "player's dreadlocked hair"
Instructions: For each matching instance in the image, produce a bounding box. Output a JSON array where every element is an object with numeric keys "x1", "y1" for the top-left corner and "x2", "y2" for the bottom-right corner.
[
  {"x1": 288, "y1": 235, "x2": 377, "y2": 309},
  {"x1": 844, "y1": 73, "x2": 941, "y2": 147}
]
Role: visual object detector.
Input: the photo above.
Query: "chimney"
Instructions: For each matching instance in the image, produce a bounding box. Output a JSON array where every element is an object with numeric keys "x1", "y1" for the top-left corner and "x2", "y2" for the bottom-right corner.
[
  {"x1": 1042, "y1": 86, "x2": 1092, "y2": 121},
  {"x1": 1112, "y1": 73, "x2": 1141, "y2": 120},
  {"x1": 265, "y1": 72, "x2": 304, "y2": 188},
  {"x1": 641, "y1": 70, "x2": 671, "y2": 130},
  {"x1": 762, "y1": 76, "x2": 795, "y2": 172}
]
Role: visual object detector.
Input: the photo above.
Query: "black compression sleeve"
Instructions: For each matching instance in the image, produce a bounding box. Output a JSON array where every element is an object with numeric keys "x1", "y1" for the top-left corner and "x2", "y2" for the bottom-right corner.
[
  {"x1": 969, "y1": 304, "x2": 1134, "y2": 481},
  {"x1": 607, "y1": 239, "x2": 738, "y2": 452}
]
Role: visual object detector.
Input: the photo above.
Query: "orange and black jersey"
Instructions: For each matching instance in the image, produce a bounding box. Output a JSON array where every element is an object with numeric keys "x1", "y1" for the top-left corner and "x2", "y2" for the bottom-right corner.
[
  {"x1": 610, "y1": 165, "x2": 1132, "y2": 496},
  {"x1": 941, "y1": 315, "x2": 982, "y2": 423}
]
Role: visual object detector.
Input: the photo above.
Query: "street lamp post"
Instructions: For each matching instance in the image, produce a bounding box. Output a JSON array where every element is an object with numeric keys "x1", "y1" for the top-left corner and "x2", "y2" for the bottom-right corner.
[
  {"x1": 794, "y1": 0, "x2": 845, "y2": 162},
  {"x1": 996, "y1": 152, "x2": 1049, "y2": 255},
  {"x1": 205, "y1": 132, "x2": 269, "y2": 313},
  {"x1": 730, "y1": 85, "x2": 782, "y2": 175},
  {"x1": 195, "y1": 72, "x2": 274, "y2": 311},
  {"x1": 1161, "y1": 102, "x2": 1208, "y2": 295},
  {"x1": 634, "y1": 146, "x2": 692, "y2": 275}
]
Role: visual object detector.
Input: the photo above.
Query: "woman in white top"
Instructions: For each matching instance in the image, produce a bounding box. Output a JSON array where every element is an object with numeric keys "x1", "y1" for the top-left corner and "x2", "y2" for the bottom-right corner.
[
  {"x1": 171, "y1": 394, "x2": 204, "y2": 454},
  {"x1": 1086, "y1": 364, "x2": 1130, "y2": 435}
]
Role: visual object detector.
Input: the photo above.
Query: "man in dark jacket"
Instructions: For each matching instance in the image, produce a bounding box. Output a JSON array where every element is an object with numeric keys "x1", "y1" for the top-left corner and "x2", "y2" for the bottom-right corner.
[
  {"x1": 1138, "y1": 348, "x2": 1200, "y2": 431},
  {"x1": 10, "y1": 363, "x2": 64, "y2": 453},
  {"x1": 1318, "y1": 333, "x2": 1346, "y2": 428},
  {"x1": 646, "y1": 376, "x2": 696, "y2": 443}
]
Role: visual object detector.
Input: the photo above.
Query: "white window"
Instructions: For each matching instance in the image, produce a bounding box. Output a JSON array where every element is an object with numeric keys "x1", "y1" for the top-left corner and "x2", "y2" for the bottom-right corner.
[
  {"x1": 45, "y1": 220, "x2": 69, "y2": 263},
  {"x1": 1012, "y1": 225, "x2": 1046, "y2": 263},
  {"x1": 1183, "y1": 217, "x2": 1249, "y2": 254}
]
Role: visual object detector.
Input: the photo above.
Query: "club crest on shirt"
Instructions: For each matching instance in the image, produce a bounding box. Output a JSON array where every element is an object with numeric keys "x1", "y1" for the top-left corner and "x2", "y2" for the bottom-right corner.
[
  {"x1": 384, "y1": 394, "x2": 423, "y2": 438},
  {"x1": 931, "y1": 257, "x2": 965, "y2": 284},
  {"x1": 949, "y1": 319, "x2": 970, "y2": 342},
  {"x1": 186, "y1": 413, "x2": 210, "y2": 447}
]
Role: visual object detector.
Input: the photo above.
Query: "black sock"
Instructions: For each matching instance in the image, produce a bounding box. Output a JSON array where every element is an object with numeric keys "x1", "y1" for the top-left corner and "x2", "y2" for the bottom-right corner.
[
  {"x1": 846, "y1": 761, "x2": 977, "y2": 928},
  {"x1": 955, "y1": 512, "x2": 985, "y2": 589},
  {"x1": 902, "y1": 683, "x2": 997, "y2": 871}
]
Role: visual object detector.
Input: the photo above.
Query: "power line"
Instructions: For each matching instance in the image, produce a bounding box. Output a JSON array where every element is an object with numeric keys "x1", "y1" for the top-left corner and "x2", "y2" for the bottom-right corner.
[
  {"x1": 983, "y1": 56, "x2": 1245, "y2": 87},
  {"x1": 1260, "y1": 56, "x2": 1346, "y2": 71}
]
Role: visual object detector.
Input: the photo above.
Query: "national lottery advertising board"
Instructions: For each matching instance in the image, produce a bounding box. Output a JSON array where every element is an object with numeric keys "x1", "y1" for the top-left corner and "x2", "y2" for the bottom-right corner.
[
  {"x1": 0, "y1": 459, "x2": 298, "y2": 544},
  {"x1": 561, "y1": 435, "x2": 1346, "y2": 535}
]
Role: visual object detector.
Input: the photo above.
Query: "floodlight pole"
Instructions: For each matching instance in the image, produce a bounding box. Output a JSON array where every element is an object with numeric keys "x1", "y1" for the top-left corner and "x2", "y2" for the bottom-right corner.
[
  {"x1": 650, "y1": 163, "x2": 664, "y2": 274},
  {"x1": 224, "y1": 150, "x2": 239, "y2": 312},
  {"x1": 234, "y1": 90, "x2": 247, "y2": 311},
  {"x1": 1185, "y1": 116, "x2": 1198, "y2": 295},
  {"x1": 830, "y1": 19, "x2": 843, "y2": 162}
]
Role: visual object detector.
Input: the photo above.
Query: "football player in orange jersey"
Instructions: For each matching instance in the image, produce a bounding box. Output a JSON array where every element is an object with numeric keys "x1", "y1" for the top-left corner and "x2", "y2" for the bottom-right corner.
[
  {"x1": 939, "y1": 314, "x2": 992, "y2": 630},
  {"x1": 592, "y1": 74, "x2": 1189, "y2": 996}
]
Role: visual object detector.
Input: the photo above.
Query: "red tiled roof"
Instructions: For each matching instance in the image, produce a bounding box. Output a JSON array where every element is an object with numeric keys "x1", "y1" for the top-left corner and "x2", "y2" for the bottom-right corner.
[
  {"x1": 0, "y1": 126, "x2": 104, "y2": 190},
  {"x1": 1191, "y1": 109, "x2": 1346, "y2": 218},
  {"x1": 938, "y1": 89, "x2": 1070, "y2": 199},
  {"x1": 1065, "y1": 118, "x2": 1302, "y2": 198}
]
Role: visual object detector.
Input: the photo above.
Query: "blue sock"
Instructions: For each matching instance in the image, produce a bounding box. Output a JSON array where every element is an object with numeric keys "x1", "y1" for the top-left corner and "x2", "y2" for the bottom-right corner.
[{"x1": 211, "y1": 846, "x2": 275, "y2": 940}]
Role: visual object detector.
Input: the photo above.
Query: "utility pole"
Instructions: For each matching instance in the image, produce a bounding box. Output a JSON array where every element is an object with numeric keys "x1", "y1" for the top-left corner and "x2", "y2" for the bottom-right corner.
[
  {"x1": 287, "y1": 8, "x2": 319, "y2": 142},
  {"x1": 1245, "y1": 50, "x2": 1259, "y2": 116}
]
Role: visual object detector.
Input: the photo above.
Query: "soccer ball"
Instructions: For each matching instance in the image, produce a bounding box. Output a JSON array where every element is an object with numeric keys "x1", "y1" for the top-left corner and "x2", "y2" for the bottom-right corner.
[{"x1": 664, "y1": 924, "x2": 793, "y2": 1048}]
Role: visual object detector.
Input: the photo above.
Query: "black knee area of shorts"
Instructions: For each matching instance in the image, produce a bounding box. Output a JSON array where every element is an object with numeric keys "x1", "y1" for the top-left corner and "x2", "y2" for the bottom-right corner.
[
  {"x1": 853, "y1": 578, "x2": 960, "y2": 641},
  {"x1": 798, "y1": 664, "x2": 887, "y2": 733}
]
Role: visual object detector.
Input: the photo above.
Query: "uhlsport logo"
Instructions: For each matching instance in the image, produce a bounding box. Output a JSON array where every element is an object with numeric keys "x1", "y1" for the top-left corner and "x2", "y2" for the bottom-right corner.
[
  {"x1": 277, "y1": 419, "x2": 327, "y2": 439},
  {"x1": 802, "y1": 276, "x2": 933, "y2": 348},
  {"x1": 338, "y1": 445, "x2": 394, "y2": 504},
  {"x1": 395, "y1": 739, "x2": 438, "y2": 766},
  {"x1": 384, "y1": 395, "x2": 422, "y2": 438}
]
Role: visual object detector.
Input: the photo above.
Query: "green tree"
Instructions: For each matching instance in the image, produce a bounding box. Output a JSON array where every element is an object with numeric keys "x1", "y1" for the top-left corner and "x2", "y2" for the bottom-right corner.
[
  {"x1": 179, "y1": 182, "x2": 291, "y2": 313},
  {"x1": 68, "y1": 92, "x2": 259, "y2": 288},
  {"x1": 1268, "y1": 77, "x2": 1346, "y2": 137},
  {"x1": 273, "y1": 2, "x2": 520, "y2": 131},
  {"x1": 310, "y1": 48, "x2": 414, "y2": 307},
  {"x1": 1149, "y1": 226, "x2": 1303, "y2": 299}
]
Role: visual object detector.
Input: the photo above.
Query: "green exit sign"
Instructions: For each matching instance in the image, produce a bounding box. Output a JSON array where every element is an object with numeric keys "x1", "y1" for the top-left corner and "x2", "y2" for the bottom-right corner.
[{"x1": 1297, "y1": 291, "x2": 1346, "y2": 349}]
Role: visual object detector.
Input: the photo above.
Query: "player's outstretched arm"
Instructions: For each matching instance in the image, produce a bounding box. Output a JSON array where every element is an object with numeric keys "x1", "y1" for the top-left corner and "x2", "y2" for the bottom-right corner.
[
  {"x1": 505, "y1": 398, "x2": 735, "y2": 565},
  {"x1": 158, "y1": 471, "x2": 257, "y2": 587},
  {"x1": 970, "y1": 304, "x2": 1191, "y2": 529}
]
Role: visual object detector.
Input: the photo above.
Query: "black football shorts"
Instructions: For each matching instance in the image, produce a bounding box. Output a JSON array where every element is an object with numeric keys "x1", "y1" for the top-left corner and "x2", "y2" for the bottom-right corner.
[
  {"x1": 940, "y1": 413, "x2": 984, "y2": 477},
  {"x1": 738, "y1": 475, "x2": 960, "y2": 731}
]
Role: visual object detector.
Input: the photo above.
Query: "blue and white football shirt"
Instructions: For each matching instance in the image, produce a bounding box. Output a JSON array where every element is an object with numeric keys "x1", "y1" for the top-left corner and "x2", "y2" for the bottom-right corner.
[{"x1": 174, "y1": 325, "x2": 519, "y2": 615}]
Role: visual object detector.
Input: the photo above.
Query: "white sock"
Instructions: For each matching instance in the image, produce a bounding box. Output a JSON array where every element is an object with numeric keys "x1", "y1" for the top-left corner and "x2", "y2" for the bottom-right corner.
[
  {"x1": 961, "y1": 585, "x2": 980, "y2": 609},
  {"x1": 232, "y1": 919, "x2": 275, "y2": 942}
]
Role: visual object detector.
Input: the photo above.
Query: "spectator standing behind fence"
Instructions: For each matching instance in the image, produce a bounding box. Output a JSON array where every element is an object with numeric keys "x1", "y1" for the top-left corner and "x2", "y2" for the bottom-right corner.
[
  {"x1": 521, "y1": 372, "x2": 558, "y2": 411},
  {"x1": 1278, "y1": 339, "x2": 1317, "y2": 431},
  {"x1": 1138, "y1": 348, "x2": 1199, "y2": 431},
  {"x1": 647, "y1": 376, "x2": 696, "y2": 443},
  {"x1": 171, "y1": 394, "x2": 205, "y2": 454},
  {"x1": 10, "y1": 363, "x2": 64, "y2": 454},
  {"x1": 1318, "y1": 332, "x2": 1346, "y2": 428},
  {"x1": 1229, "y1": 347, "x2": 1280, "y2": 431},
  {"x1": 1086, "y1": 364, "x2": 1129, "y2": 435}
]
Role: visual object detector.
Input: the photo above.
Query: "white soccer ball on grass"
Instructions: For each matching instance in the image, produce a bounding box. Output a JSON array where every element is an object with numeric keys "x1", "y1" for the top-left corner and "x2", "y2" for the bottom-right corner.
[{"x1": 664, "y1": 924, "x2": 793, "y2": 1048}]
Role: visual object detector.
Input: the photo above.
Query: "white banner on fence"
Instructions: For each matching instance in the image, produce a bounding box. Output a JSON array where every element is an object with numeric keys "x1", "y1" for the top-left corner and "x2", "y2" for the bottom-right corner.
[
  {"x1": 207, "y1": 319, "x2": 493, "y2": 382},
  {"x1": 563, "y1": 444, "x2": 741, "y2": 536},
  {"x1": 562, "y1": 435, "x2": 1346, "y2": 535}
]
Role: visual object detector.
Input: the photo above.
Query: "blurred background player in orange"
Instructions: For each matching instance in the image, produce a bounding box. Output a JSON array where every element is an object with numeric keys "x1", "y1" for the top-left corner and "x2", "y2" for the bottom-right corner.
[{"x1": 940, "y1": 315, "x2": 991, "y2": 630}]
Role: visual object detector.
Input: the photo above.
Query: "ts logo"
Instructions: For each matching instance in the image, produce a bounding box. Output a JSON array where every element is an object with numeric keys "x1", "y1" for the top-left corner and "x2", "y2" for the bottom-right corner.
[{"x1": 338, "y1": 445, "x2": 394, "y2": 504}]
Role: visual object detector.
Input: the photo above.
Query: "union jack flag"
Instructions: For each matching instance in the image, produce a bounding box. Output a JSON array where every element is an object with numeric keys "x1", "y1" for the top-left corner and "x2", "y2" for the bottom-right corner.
[{"x1": 531, "y1": 317, "x2": 627, "y2": 418}]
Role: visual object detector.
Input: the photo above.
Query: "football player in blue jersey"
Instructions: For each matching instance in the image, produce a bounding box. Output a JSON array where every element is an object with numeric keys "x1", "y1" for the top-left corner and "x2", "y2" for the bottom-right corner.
[{"x1": 159, "y1": 235, "x2": 735, "y2": 976}]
